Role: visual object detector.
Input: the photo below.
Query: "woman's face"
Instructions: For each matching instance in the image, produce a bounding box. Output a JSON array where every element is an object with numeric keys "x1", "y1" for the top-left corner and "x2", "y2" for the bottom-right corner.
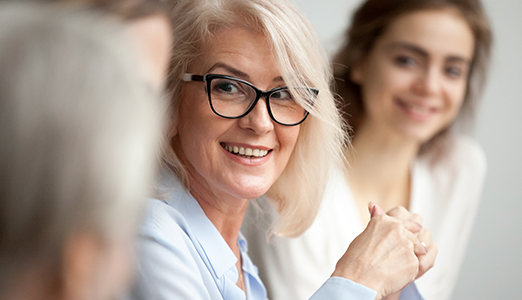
[
  {"x1": 173, "y1": 27, "x2": 301, "y2": 201},
  {"x1": 352, "y1": 8, "x2": 475, "y2": 144}
]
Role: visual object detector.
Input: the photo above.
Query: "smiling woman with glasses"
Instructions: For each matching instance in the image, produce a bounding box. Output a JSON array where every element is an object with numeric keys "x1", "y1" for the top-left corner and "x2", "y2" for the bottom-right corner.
[{"x1": 130, "y1": 0, "x2": 436, "y2": 299}]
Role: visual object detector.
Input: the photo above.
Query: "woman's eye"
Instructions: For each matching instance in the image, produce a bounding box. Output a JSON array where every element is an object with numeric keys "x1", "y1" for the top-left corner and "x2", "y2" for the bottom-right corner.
[
  {"x1": 445, "y1": 66, "x2": 463, "y2": 78},
  {"x1": 215, "y1": 82, "x2": 239, "y2": 94},
  {"x1": 271, "y1": 90, "x2": 293, "y2": 101},
  {"x1": 394, "y1": 55, "x2": 416, "y2": 67}
]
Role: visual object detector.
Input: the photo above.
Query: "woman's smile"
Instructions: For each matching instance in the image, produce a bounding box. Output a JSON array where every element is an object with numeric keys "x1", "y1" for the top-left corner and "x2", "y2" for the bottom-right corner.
[
  {"x1": 220, "y1": 142, "x2": 273, "y2": 167},
  {"x1": 393, "y1": 97, "x2": 440, "y2": 122},
  {"x1": 220, "y1": 142, "x2": 271, "y2": 158}
]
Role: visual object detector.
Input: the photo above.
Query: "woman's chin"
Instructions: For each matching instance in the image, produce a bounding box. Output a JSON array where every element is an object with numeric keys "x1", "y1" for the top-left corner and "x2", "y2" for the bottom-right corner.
[
  {"x1": 226, "y1": 180, "x2": 272, "y2": 200},
  {"x1": 392, "y1": 124, "x2": 441, "y2": 146},
  {"x1": 233, "y1": 186, "x2": 270, "y2": 200}
]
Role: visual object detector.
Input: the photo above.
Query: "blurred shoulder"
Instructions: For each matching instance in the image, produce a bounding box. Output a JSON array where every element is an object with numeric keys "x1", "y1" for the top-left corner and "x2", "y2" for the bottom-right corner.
[
  {"x1": 444, "y1": 135, "x2": 487, "y2": 175},
  {"x1": 416, "y1": 135, "x2": 487, "y2": 200}
]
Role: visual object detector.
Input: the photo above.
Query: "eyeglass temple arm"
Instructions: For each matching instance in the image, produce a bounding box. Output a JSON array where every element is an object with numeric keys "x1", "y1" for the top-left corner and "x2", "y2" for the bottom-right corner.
[{"x1": 182, "y1": 73, "x2": 205, "y2": 82}]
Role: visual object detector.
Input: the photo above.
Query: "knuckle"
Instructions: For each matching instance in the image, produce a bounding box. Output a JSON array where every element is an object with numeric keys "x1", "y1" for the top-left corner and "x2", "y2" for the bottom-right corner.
[
  {"x1": 398, "y1": 206, "x2": 408, "y2": 214},
  {"x1": 387, "y1": 206, "x2": 399, "y2": 217},
  {"x1": 419, "y1": 260, "x2": 430, "y2": 274},
  {"x1": 411, "y1": 213, "x2": 423, "y2": 224},
  {"x1": 401, "y1": 238, "x2": 414, "y2": 251}
]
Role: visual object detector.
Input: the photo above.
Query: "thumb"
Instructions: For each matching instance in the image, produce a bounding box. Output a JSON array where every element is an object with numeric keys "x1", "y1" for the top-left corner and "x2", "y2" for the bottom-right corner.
[{"x1": 368, "y1": 202, "x2": 386, "y2": 218}]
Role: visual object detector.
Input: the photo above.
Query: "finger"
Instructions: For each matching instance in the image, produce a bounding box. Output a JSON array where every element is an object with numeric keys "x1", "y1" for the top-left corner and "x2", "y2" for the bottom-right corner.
[
  {"x1": 416, "y1": 228, "x2": 434, "y2": 256},
  {"x1": 386, "y1": 206, "x2": 408, "y2": 218},
  {"x1": 417, "y1": 228, "x2": 433, "y2": 247},
  {"x1": 413, "y1": 239, "x2": 428, "y2": 256},
  {"x1": 387, "y1": 206, "x2": 423, "y2": 227},
  {"x1": 417, "y1": 242, "x2": 438, "y2": 279},
  {"x1": 403, "y1": 229, "x2": 427, "y2": 256},
  {"x1": 368, "y1": 202, "x2": 386, "y2": 218},
  {"x1": 401, "y1": 220, "x2": 422, "y2": 234}
]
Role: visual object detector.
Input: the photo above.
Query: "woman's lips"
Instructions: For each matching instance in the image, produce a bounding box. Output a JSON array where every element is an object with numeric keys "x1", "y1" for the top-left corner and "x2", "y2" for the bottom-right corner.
[
  {"x1": 394, "y1": 97, "x2": 438, "y2": 121},
  {"x1": 220, "y1": 142, "x2": 272, "y2": 166},
  {"x1": 220, "y1": 142, "x2": 271, "y2": 158}
]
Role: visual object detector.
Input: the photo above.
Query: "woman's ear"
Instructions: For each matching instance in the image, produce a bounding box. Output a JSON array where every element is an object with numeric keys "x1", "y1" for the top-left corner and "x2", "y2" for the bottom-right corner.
[
  {"x1": 350, "y1": 59, "x2": 365, "y2": 84},
  {"x1": 170, "y1": 117, "x2": 178, "y2": 137}
]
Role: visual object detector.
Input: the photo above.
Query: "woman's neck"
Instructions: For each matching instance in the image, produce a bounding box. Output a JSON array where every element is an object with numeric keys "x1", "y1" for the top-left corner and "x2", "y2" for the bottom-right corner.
[
  {"x1": 188, "y1": 178, "x2": 248, "y2": 250},
  {"x1": 188, "y1": 175, "x2": 248, "y2": 292},
  {"x1": 346, "y1": 122, "x2": 420, "y2": 225}
]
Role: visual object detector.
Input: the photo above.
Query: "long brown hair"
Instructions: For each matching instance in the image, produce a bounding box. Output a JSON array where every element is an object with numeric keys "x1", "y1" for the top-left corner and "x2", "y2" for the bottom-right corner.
[{"x1": 333, "y1": 0, "x2": 492, "y2": 157}]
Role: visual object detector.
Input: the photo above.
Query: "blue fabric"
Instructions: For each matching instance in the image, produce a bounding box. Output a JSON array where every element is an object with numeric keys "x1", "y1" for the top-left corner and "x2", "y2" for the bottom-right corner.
[
  {"x1": 129, "y1": 176, "x2": 423, "y2": 300},
  {"x1": 310, "y1": 276, "x2": 377, "y2": 299},
  {"x1": 401, "y1": 282, "x2": 426, "y2": 300}
]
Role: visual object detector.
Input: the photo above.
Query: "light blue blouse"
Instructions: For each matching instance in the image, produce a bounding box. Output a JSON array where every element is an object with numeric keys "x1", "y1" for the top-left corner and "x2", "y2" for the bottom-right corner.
[{"x1": 130, "y1": 176, "x2": 423, "y2": 300}]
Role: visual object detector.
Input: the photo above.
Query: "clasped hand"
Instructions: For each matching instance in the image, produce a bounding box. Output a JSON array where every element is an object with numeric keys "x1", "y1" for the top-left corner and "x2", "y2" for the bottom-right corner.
[{"x1": 332, "y1": 203, "x2": 438, "y2": 299}]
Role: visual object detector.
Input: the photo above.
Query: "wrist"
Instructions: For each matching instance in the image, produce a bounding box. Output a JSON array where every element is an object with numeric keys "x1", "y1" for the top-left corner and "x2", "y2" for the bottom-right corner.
[{"x1": 331, "y1": 268, "x2": 382, "y2": 299}]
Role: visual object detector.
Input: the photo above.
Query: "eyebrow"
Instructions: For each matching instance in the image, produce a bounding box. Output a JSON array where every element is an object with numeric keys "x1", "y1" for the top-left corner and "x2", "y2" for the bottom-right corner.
[
  {"x1": 207, "y1": 62, "x2": 284, "y2": 83},
  {"x1": 387, "y1": 42, "x2": 471, "y2": 64}
]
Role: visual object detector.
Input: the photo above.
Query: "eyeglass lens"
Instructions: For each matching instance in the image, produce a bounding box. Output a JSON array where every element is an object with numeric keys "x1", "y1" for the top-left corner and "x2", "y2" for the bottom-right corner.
[{"x1": 209, "y1": 77, "x2": 308, "y2": 125}]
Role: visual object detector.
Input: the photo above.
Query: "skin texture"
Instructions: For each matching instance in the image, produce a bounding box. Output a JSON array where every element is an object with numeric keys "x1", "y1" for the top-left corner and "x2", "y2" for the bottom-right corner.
[
  {"x1": 332, "y1": 202, "x2": 434, "y2": 299},
  {"x1": 172, "y1": 26, "x2": 300, "y2": 289}
]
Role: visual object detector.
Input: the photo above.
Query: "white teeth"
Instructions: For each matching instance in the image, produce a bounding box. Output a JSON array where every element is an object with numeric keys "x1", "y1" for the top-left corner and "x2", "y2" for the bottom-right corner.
[
  {"x1": 403, "y1": 101, "x2": 432, "y2": 114},
  {"x1": 222, "y1": 143, "x2": 269, "y2": 158},
  {"x1": 411, "y1": 105, "x2": 426, "y2": 113}
]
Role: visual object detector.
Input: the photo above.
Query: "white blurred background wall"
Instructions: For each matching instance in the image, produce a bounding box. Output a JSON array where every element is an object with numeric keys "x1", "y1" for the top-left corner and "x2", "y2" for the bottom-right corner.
[{"x1": 292, "y1": 0, "x2": 522, "y2": 298}]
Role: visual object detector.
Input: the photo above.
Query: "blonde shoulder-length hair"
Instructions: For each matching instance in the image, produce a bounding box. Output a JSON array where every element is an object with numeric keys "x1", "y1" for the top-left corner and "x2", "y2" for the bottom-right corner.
[{"x1": 163, "y1": 0, "x2": 347, "y2": 237}]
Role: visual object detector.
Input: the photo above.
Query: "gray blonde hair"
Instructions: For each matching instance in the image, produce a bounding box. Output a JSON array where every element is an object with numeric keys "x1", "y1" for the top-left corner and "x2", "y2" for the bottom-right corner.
[
  {"x1": 0, "y1": 2, "x2": 165, "y2": 287},
  {"x1": 163, "y1": 0, "x2": 347, "y2": 237}
]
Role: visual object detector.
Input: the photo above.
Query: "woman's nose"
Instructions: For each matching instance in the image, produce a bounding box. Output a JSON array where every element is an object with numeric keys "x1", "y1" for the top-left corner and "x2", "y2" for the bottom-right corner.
[
  {"x1": 413, "y1": 67, "x2": 441, "y2": 97},
  {"x1": 238, "y1": 97, "x2": 274, "y2": 135}
]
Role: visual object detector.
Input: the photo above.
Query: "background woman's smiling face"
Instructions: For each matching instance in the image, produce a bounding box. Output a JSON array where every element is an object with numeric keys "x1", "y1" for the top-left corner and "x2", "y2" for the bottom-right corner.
[
  {"x1": 352, "y1": 9, "x2": 475, "y2": 144},
  {"x1": 173, "y1": 26, "x2": 300, "y2": 201}
]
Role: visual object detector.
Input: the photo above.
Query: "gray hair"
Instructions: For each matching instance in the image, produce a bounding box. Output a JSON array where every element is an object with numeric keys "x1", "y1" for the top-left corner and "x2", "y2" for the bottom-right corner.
[
  {"x1": 0, "y1": 1, "x2": 165, "y2": 287},
  {"x1": 163, "y1": 0, "x2": 347, "y2": 237}
]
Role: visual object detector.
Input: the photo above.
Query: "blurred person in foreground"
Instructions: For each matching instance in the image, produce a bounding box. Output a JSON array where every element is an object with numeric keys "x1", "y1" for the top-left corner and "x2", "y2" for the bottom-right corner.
[
  {"x1": 0, "y1": 2, "x2": 167, "y2": 300},
  {"x1": 56, "y1": 0, "x2": 172, "y2": 92},
  {"x1": 130, "y1": 0, "x2": 436, "y2": 299},
  {"x1": 244, "y1": 0, "x2": 492, "y2": 299}
]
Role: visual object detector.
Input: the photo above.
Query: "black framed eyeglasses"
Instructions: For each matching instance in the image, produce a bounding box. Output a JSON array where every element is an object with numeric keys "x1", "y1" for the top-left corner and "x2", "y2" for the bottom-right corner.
[{"x1": 182, "y1": 73, "x2": 317, "y2": 126}]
